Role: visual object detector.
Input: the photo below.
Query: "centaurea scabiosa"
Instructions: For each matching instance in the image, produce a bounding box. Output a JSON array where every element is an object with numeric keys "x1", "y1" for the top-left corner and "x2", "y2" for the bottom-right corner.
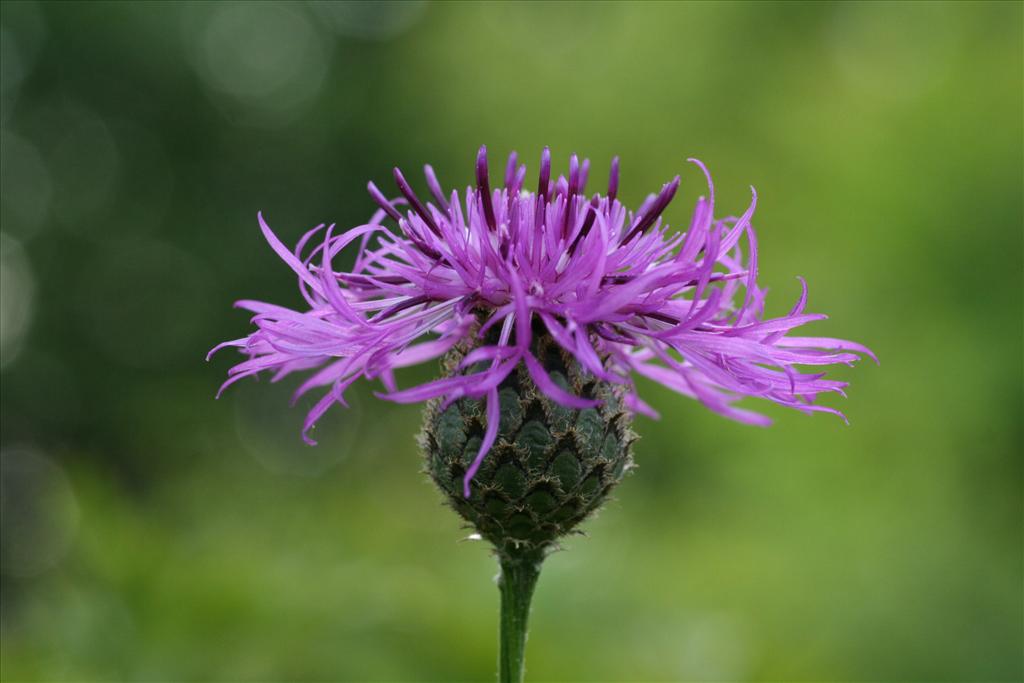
[{"x1": 211, "y1": 146, "x2": 873, "y2": 682}]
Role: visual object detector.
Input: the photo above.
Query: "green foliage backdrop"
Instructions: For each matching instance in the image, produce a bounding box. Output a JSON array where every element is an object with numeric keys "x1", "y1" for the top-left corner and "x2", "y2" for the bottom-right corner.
[{"x1": 1, "y1": 2, "x2": 1021, "y2": 681}]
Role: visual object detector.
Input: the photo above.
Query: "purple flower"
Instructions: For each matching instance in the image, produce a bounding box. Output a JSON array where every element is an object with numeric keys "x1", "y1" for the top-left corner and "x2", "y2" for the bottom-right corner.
[{"x1": 211, "y1": 146, "x2": 875, "y2": 495}]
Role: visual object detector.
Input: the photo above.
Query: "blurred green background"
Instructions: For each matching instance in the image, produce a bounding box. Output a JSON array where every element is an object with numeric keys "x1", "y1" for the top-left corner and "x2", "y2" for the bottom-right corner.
[{"x1": 1, "y1": 1, "x2": 1021, "y2": 681}]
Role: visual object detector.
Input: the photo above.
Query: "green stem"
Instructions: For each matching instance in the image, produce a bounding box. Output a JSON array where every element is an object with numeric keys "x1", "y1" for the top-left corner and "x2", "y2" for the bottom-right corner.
[{"x1": 497, "y1": 547, "x2": 544, "y2": 683}]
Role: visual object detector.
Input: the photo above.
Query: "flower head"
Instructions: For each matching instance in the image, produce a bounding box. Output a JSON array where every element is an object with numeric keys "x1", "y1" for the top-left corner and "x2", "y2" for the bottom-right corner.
[{"x1": 211, "y1": 146, "x2": 874, "y2": 495}]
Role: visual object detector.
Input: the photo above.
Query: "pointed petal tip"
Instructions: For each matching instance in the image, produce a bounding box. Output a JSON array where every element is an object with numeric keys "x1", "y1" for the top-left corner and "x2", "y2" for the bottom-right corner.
[
  {"x1": 686, "y1": 158, "x2": 713, "y2": 185},
  {"x1": 257, "y1": 210, "x2": 271, "y2": 232}
]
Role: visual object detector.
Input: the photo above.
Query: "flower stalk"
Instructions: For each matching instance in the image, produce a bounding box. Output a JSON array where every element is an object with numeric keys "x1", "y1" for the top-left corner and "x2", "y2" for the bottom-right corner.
[{"x1": 498, "y1": 547, "x2": 544, "y2": 683}]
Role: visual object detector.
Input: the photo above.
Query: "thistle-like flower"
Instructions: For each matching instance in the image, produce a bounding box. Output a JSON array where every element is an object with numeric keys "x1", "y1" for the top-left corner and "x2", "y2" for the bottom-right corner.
[{"x1": 210, "y1": 146, "x2": 873, "y2": 681}]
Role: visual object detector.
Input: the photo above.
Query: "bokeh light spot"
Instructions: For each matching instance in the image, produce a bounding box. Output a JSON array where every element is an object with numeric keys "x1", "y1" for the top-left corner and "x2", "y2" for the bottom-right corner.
[
  {"x1": 676, "y1": 613, "x2": 752, "y2": 682},
  {"x1": 185, "y1": 2, "x2": 329, "y2": 127},
  {"x1": 47, "y1": 106, "x2": 121, "y2": 227},
  {"x1": 829, "y1": 2, "x2": 963, "y2": 102},
  {"x1": 0, "y1": 232, "x2": 35, "y2": 369},
  {"x1": 0, "y1": 1, "x2": 46, "y2": 122},
  {"x1": 1, "y1": 28, "x2": 27, "y2": 96},
  {"x1": 232, "y1": 381, "x2": 363, "y2": 477},
  {"x1": 1, "y1": 448, "x2": 80, "y2": 578},
  {"x1": 78, "y1": 240, "x2": 211, "y2": 368},
  {"x1": 308, "y1": 1, "x2": 428, "y2": 41},
  {"x1": 0, "y1": 132, "x2": 52, "y2": 239}
]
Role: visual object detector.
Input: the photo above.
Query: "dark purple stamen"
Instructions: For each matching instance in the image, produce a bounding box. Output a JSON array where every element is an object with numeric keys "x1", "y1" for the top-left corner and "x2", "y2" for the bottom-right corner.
[
  {"x1": 372, "y1": 190, "x2": 441, "y2": 260},
  {"x1": 608, "y1": 156, "x2": 620, "y2": 202},
  {"x1": 423, "y1": 164, "x2": 449, "y2": 212},
  {"x1": 595, "y1": 323, "x2": 637, "y2": 344},
  {"x1": 393, "y1": 167, "x2": 441, "y2": 238},
  {"x1": 537, "y1": 147, "x2": 551, "y2": 203},
  {"x1": 621, "y1": 175, "x2": 680, "y2": 245},
  {"x1": 534, "y1": 147, "x2": 551, "y2": 237},
  {"x1": 564, "y1": 154, "x2": 580, "y2": 237},
  {"x1": 375, "y1": 294, "x2": 431, "y2": 321},
  {"x1": 601, "y1": 272, "x2": 738, "y2": 287},
  {"x1": 406, "y1": 232, "x2": 443, "y2": 261},
  {"x1": 367, "y1": 181, "x2": 403, "y2": 223},
  {"x1": 567, "y1": 194, "x2": 601, "y2": 257},
  {"x1": 337, "y1": 273, "x2": 410, "y2": 288},
  {"x1": 642, "y1": 311, "x2": 680, "y2": 325},
  {"x1": 476, "y1": 145, "x2": 496, "y2": 231},
  {"x1": 635, "y1": 193, "x2": 656, "y2": 217}
]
